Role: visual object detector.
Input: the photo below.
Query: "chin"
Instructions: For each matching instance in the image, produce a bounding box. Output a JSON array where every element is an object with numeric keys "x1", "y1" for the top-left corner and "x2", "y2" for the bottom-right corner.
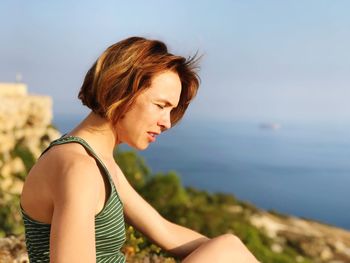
[
  {"x1": 128, "y1": 142, "x2": 149, "y2": 151},
  {"x1": 135, "y1": 145, "x2": 149, "y2": 151}
]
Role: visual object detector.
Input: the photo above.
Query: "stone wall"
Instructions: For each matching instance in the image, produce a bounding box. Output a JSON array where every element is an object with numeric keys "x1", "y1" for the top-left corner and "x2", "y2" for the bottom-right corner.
[{"x1": 0, "y1": 83, "x2": 60, "y2": 198}]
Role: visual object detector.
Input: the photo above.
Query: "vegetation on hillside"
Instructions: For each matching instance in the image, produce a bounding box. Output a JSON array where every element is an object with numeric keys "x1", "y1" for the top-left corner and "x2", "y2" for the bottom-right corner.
[
  {"x1": 0, "y1": 142, "x2": 36, "y2": 237},
  {"x1": 114, "y1": 149, "x2": 313, "y2": 263},
  {"x1": 0, "y1": 145, "x2": 314, "y2": 262}
]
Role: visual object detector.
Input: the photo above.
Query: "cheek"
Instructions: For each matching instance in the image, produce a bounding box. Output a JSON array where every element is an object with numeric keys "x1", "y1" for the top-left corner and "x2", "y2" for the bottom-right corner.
[
  {"x1": 136, "y1": 103, "x2": 158, "y2": 122},
  {"x1": 121, "y1": 105, "x2": 153, "y2": 133},
  {"x1": 118, "y1": 101, "x2": 159, "y2": 136}
]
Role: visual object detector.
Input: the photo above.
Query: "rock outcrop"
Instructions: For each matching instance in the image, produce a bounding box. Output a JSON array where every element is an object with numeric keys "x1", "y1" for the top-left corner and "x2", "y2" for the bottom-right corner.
[
  {"x1": 250, "y1": 211, "x2": 350, "y2": 262},
  {"x1": 0, "y1": 82, "x2": 61, "y2": 248},
  {"x1": 0, "y1": 235, "x2": 28, "y2": 263},
  {"x1": 0, "y1": 83, "x2": 60, "y2": 199}
]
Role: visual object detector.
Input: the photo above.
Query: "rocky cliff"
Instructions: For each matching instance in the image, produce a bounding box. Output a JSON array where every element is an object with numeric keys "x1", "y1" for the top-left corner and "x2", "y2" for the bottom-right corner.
[
  {"x1": 0, "y1": 83, "x2": 60, "y2": 200},
  {"x1": 0, "y1": 82, "x2": 61, "y2": 262},
  {"x1": 250, "y1": 210, "x2": 350, "y2": 262}
]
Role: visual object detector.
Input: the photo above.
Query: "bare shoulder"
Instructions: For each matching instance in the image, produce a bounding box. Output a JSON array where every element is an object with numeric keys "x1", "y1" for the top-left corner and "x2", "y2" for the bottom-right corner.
[
  {"x1": 21, "y1": 143, "x2": 101, "y2": 221},
  {"x1": 43, "y1": 143, "x2": 101, "y2": 201},
  {"x1": 44, "y1": 144, "x2": 101, "y2": 262}
]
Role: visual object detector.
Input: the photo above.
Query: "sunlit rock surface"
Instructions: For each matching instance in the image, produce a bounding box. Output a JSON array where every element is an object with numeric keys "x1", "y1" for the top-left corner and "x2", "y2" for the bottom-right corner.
[
  {"x1": 250, "y1": 211, "x2": 350, "y2": 262},
  {"x1": 0, "y1": 83, "x2": 60, "y2": 196}
]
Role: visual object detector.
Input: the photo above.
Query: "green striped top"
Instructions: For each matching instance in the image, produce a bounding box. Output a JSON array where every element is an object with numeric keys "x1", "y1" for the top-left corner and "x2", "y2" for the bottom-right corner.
[{"x1": 21, "y1": 135, "x2": 126, "y2": 263}]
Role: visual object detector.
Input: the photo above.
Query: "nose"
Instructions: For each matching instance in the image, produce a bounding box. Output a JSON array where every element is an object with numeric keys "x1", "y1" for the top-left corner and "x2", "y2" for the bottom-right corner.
[{"x1": 158, "y1": 111, "x2": 171, "y2": 131}]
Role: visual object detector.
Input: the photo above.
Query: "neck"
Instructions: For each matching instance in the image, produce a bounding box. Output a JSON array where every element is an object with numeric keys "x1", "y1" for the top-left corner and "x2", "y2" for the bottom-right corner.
[{"x1": 67, "y1": 111, "x2": 119, "y2": 159}]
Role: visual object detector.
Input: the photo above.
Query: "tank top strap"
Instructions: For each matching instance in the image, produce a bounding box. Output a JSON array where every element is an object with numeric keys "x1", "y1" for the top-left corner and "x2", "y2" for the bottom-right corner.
[{"x1": 42, "y1": 135, "x2": 116, "y2": 188}]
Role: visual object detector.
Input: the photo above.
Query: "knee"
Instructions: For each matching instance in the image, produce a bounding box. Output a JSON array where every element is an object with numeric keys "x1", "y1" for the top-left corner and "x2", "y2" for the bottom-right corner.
[
  {"x1": 212, "y1": 234, "x2": 257, "y2": 262},
  {"x1": 213, "y1": 233, "x2": 243, "y2": 248},
  {"x1": 182, "y1": 234, "x2": 258, "y2": 263}
]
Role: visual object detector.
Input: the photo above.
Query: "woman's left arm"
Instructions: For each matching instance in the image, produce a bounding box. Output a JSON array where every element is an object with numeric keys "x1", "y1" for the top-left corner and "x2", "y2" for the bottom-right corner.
[{"x1": 115, "y1": 166, "x2": 209, "y2": 258}]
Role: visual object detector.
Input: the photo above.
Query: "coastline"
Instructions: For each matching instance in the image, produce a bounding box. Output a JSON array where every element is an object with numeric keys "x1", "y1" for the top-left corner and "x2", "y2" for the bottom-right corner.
[{"x1": 53, "y1": 114, "x2": 350, "y2": 231}]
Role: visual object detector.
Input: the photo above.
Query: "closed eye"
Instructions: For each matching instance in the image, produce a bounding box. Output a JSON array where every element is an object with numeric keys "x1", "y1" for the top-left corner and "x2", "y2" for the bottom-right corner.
[{"x1": 156, "y1": 104, "x2": 165, "y2": 109}]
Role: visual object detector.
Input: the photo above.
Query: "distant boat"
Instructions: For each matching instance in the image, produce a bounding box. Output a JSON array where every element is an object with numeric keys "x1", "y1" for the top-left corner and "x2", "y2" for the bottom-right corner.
[{"x1": 259, "y1": 122, "x2": 281, "y2": 130}]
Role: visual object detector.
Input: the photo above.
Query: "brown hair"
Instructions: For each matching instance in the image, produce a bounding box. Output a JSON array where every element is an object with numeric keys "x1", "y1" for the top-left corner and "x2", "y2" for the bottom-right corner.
[{"x1": 78, "y1": 36, "x2": 200, "y2": 128}]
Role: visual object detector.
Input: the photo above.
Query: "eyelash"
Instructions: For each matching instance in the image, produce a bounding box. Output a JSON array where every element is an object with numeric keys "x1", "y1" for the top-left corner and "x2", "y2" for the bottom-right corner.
[{"x1": 156, "y1": 104, "x2": 165, "y2": 109}]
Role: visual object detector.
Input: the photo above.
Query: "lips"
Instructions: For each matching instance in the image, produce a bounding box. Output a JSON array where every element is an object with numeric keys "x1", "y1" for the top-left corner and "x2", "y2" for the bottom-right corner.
[{"x1": 147, "y1": 132, "x2": 159, "y2": 142}]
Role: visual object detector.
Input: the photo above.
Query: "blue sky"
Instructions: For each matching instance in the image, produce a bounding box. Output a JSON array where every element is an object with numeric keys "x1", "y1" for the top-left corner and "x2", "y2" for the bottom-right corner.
[{"x1": 1, "y1": 0, "x2": 350, "y2": 123}]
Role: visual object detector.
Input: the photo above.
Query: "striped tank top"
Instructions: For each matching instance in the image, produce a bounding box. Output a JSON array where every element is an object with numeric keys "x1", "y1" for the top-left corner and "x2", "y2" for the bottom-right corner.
[{"x1": 20, "y1": 135, "x2": 126, "y2": 263}]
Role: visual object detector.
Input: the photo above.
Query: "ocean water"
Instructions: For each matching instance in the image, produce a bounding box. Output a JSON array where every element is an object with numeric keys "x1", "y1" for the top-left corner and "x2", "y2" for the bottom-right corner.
[{"x1": 53, "y1": 115, "x2": 350, "y2": 230}]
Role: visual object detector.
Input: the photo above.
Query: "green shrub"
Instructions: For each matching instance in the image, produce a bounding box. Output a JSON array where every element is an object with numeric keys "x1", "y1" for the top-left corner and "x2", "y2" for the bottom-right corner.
[
  {"x1": 0, "y1": 147, "x2": 314, "y2": 262},
  {"x1": 12, "y1": 143, "x2": 36, "y2": 174},
  {"x1": 114, "y1": 149, "x2": 150, "y2": 191}
]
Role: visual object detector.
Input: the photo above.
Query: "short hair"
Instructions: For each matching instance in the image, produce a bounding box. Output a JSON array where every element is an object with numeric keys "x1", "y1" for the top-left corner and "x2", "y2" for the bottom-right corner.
[{"x1": 78, "y1": 36, "x2": 200, "y2": 128}]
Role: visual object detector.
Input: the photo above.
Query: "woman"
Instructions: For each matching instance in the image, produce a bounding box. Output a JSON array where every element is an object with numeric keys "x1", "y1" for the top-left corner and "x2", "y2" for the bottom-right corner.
[{"x1": 20, "y1": 37, "x2": 259, "y2": 262}]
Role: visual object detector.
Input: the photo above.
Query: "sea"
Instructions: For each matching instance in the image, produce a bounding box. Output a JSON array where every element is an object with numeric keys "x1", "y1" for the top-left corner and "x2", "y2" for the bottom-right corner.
[{"x1": 53, "y1": 114, "x2": 350, "y2": 230}]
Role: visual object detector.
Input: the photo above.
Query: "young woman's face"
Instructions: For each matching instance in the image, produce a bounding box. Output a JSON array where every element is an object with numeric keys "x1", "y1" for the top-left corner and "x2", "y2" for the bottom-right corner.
[{"x1": 116, "y1": 70, "x2": 182, "y2": 150}]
